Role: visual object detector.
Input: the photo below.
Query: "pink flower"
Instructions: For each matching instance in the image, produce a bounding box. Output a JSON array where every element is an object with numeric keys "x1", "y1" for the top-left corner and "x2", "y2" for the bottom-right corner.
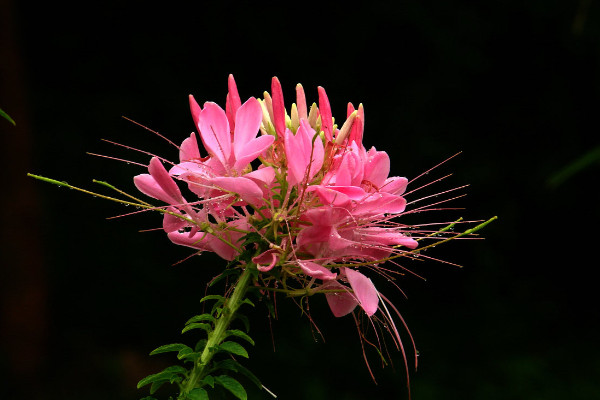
[
  {"x1": 134, "y1": 75, "x2": 420, "y2": 321},
  {"x1": 172, "y1": 97, "x2": 275, "y2": 207},
  {"x1": 284, "y1": 119, "x2": 324, "y2": 186}
]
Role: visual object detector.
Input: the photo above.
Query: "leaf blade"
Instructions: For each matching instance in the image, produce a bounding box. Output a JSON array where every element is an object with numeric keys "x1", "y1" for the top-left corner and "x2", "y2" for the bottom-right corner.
[
  {"x1": 150, "y1": 343, "x2": 192, "y2": 356},
  {"x1": 215, "y1": 375, "x2": 247, "y2": 400}
]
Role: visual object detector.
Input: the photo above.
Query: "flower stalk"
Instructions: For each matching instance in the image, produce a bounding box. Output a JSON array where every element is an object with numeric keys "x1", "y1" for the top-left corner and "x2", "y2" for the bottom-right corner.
[{"x1": 180, "y1": 265, "x2": 254, "y2": 398}]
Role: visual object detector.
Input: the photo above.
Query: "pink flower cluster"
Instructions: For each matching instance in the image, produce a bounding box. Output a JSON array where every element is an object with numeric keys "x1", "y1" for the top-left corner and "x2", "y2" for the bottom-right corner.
[{"x1": 134, "y1": 75, "x2": 418, "y2": 319}]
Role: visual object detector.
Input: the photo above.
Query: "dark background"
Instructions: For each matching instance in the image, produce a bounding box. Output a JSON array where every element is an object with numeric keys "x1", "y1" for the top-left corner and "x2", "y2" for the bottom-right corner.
[{"x1": 1, "y1": 1, "x2": 599, "y2": 399}]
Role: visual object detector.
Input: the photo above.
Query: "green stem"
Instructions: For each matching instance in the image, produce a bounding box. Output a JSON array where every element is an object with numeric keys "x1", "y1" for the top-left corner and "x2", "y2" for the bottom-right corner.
[{"x1": 180, "y1": 266, "x2": 254, "y2": 397}]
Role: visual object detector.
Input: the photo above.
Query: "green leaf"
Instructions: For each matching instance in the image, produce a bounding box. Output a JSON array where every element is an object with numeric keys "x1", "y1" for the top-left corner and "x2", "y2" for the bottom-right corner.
[
  {"x1": 213, "y1": 306, "x2": 223, "y2": 317},
  {"x1": 141, "y1": 397, "x2": 158, "y2": 400},
  {"x1": 212, "y1": 359, "x2": 261, "y2": 389},
  {"x1": 201, "y1": 374, "x2": 215, "y2": 388},
  {"x1": 212, "y1": 359, "x2": 239, "y2": 373},
  {"x1": 225, "y1": 330, "x2": 255, "y2": 346},
  {"x1": 215, "y1": 375, "x2": 247, "y2": 400},
  {"x1": 150, "y1": 380, "x2": 166, "y2": 394},
  {"x1": 185, "y1": 314, "x2": 216, "y2": 325},
  {"x1": 137, "y1": 366, "x2": 188, "y2": 389},
  {"x1": 216, "y1": 341, "x2": 248, "y2": 358},
  {"x1": 150, "y1": 343, "x2": 192, "y2": 356},
  {"x1": 188, "y1": 388, "x2": 209, "y2": 400},
  {"x1": 241, "y1": 298, "x2": 255, "y2": 308},
  {"x1": 0, "y1": 107, "x2": 15, "y2": 125},
  {"x1": 182, "y1": 322, "x2": 212, "y2": 334},
  {"x1": 209, "y1": 268, "x2": 241, "y2": 287},
  {"x1": 229, "y1": 361, "x2": 262, "y2": 389},
  {"x1": 235, "y1": 314, "x2": 250, "y2": 332},
  {"x1": 177, "y1": 347, "x2": 197, "y2": 360},
  {"x1": 195, "y1": 339, "x2": 208, "y2": 352},
  {"x1": 200, "y1": 294, "x2": 226, "y2": 303}
]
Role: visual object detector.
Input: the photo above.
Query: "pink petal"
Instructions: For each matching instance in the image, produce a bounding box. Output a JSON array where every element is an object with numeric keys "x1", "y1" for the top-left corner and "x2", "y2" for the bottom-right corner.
[
  {"x1": 167, "y1": 230, "x2": 236, "y2": 261},
  {"x1": 252, "y1": 249, "x2": 279, "y2": 272},
  {"x1": 189, "y1": 95, "x2": 202, "y2": 131},
  {"x1": 318, "y1": 86, "x2": 333, "y2": 142},
  {"x1": 381, "y1": 177, "x2": 408, "y2": 195},
  {"x1": 244, "y1": 166, "x2": 275, "y2": 186},
  {"x1": 297, "y1": 223, "x2": 334, "y2": 248},
  {"x1": 180, "y1": 133, "x2": 201, "y2": 162},
  {"x1": 134, "y1": 174, "x2": 174, "y2": 204},
  {"x1": 354, "y1": 192, "x2": 407, "y2": 216},
  {"x1": 285, "y1": 120, "x2": 324, "y2": 186},
  {"x1": 233, "y1": 98, "x2": 263, "y2": 153},
  {"x1": 198, "y1": 102, "x2": 232, "y2": 168},
  {"x1": 345, "y1": 268, "x2": 379, "y2": 316},
  {"x1": 232, "y1": 97, "x2": 274, "y2": 170},
  {"x1": 169, "y1": 161, "x2": 207, "y2": 179},
  {"x1": 167, "y1": 230, "x2": 211, "y2": 251},
  {"x1": 311, "y1": 186, "x2": 366, "y2": 207},
  {"x1": 148, "y1": 157, "x2": 183, "y2": 204},
  {"x1": 271, "y1": 77, "x2": 286, "y2": 137},
  {"x1": 360, "y1": 227, "x2": 419, "y2": 249},
  {"x1": 134, "y1": 158, "x2": 183, "y2": 205},
  {"x1": 233, "y1": 135, "x2": 275, "y2": 172},
  {"x1": 364, "y1": 150, "x2": 390, "y2": 189},
  {"x1": 299, "y1": 261, "x2": 337, "y2": 280},
  {"x1": 210, "y1": 176, "x2": 264, "y2": 206},
  {"x1": 325, "y1": 281, "x2": 358, "y2": 317},
  {"x1": 163, "y1": 208, "x2": 186, "y2": 233}
]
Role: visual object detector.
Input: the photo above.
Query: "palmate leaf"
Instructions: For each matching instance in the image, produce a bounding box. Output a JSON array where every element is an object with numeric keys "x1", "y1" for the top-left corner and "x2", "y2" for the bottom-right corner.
[{"x1": 214, "y1": 375, "x2": 247, "y2": 400}]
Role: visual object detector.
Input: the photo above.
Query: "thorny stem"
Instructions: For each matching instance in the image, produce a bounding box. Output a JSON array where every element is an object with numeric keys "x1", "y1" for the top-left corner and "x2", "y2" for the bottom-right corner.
[{"x1": 179, "y1": 266, "x2": 254, "y2": 397}]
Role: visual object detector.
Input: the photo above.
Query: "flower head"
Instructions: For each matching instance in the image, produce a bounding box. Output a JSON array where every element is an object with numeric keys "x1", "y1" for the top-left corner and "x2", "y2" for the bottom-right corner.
[{"x1": 133, "y1": 75, "x2": 422, "y2": 320}]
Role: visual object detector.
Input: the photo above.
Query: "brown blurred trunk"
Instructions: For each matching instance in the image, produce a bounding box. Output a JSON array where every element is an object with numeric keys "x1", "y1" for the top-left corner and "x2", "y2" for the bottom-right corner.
[{"x1": 0, "y1": 0, "x2": 48, "y2": 396}]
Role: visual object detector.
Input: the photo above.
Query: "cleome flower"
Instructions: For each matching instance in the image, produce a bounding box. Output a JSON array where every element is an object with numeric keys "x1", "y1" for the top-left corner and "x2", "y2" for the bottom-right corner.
[
  {"x1": 28, "y1": 73, "x2": 494, "y2": 399},
  {"x1": 134, "y1": 75, "x2": 420, "y2": 320}
]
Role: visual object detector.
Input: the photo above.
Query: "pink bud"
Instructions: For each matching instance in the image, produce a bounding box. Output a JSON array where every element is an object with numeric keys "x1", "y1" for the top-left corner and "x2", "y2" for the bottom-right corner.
[
  {"x1": 271, "y1": 77, "x2": 286, "y2": 138},
  {"x1": 189, "y1": 95, "x2": 202, "y2": 130},
  {"x1": 226, "y1": 74, "x2": 242, "y2": 131},
  {"x1": 318, "y1": 86, "x2": 333, "y2": 142},
  {"x1": 296, "y1": 83, "x2": 308, "y2": 121}
]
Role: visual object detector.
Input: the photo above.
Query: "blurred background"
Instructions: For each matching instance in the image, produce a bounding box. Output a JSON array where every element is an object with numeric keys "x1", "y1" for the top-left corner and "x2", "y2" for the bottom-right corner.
[{"x1": 1, "y1": 0, "x2": 599, "y2": 399}]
